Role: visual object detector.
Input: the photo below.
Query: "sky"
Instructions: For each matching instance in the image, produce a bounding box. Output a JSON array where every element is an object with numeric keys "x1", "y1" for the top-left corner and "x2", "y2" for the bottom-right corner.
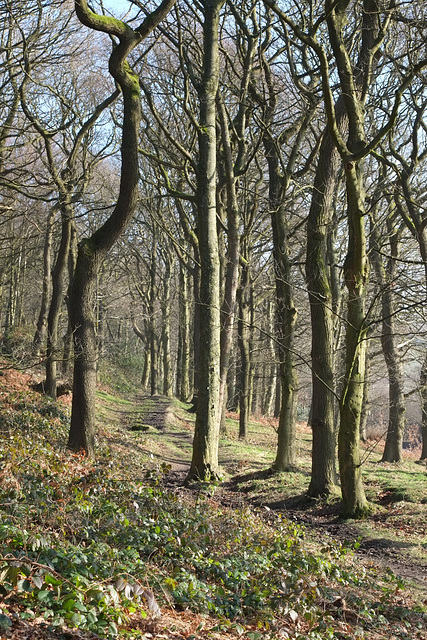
[{"x1": 96, "y1": 0, "x2": 138, "y2": 20}]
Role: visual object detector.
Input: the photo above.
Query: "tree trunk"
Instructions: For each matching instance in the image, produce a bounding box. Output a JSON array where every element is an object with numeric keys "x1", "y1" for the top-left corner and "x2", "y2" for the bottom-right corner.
[
  {"x1": 263, "y1": 299, "x2": 277, "y2": 417},
  {"x1": 258, "y1": 81, "x2": 300, "y2": 469},
  {"x1": 419, "y1": 355, "x2": 427, "y2": 460},
  {"x1": 141, "y1": 350, "x2": 151, "y2": 391},
  {"x1": 191, "y1": 259, "x2": 201, "y2": 404},
  {"x1": 33, "y1": 208, "x2": 55, "y2": 358},
  {"x1": 306, "y1": 127, "x2": 341, "y2": 496},
  {"x1": 68, "y1": 0, "x2": 175, "y2": 454},
  {"x1": 177, "y1": 262, "x2": 191, "y2": 401},
  {"x1": 267, "y1": 159, "x2": 298, "y2": 472},
  {"x1": 68, "y1": 239, "x2": 98, "y2": 454},
  {"x1": 45, "y1": 210, "x2": 73, "y2": 398},
  {"x1": 370, "y1": 215, "x2": 406, "y2": 462},
  {"x1": 187, "y1": 0, "x2": 224, "y2": 481},
  {"x1": 161, "y1": 252, "x2": 172, "y2": 397},
  {"x1": 338, "y1": 162, "x2": 369, "y2": 517},
  {"x1": 237, "y1": 257, "x2": 251, "y2": 440},
  {"x1": 62, "y1": 222, "x2": 77, "y2": 377},
  {"x1": 217, "y1": 97, "x2": 240, "y2": 431},
  {"x1": 326, "y1": 0, "x2": 383, "y2": 517},
  {"x1": 227, "y1": 356, "x2": 238, "y2": 412},
  {"x1": 149, "y1": 229, "x2": 158, "y2": 397}
]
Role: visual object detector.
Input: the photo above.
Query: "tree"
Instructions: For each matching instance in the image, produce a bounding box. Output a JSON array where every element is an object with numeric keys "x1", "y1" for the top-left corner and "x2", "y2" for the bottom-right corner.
[
  {"x1": 266, "y1": 0, "x2": 427, "y2": 514},
  {"x1": 370, "y1": 197, "x2": 406, "y2": 463},
  {"x1": 186, "y1": 0, "x2": 225, "y2": 481},
  {"x1": 20, "y1": 61, "x2": 119, "y2": 397},
  {"x1": 67, "y1": 0, "x2": 175, "y2": 455},
  {"x1": 380, "y1": 76, "x2": 427, "y2": 461}
]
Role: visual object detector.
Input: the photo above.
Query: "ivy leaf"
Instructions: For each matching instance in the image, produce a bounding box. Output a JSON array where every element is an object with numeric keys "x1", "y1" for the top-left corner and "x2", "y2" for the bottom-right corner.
[
  {"x1": 37, "y1": 590, "x2": 52, "y2": 602},
  {"x1": 44, "y1": 574, "x2": 62, "y2": 586},
  {"x1": 0, "y1": 614, "x2": 12, "y2": 631},
  {"x1": 288, "y1": 609, "x2": 298, "y2": 622},
  {"x1": 108, "y1": 585, "x2": 120, "y2": 605},
  {"x1": 32, "y1": 576, "x2": 43, "y2": 590},
  {"x1": 62, "y1": 598, "x2": 76, "y2": 612},
  {"x1": 17, "y1": 578, "x2": 32, "y2": 592},
  {"x1": 115, "y1": 576, "x2": 126, "y2": 592}
]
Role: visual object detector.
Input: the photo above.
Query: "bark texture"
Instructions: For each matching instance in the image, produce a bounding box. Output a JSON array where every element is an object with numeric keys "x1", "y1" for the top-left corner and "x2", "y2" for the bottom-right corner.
[{"x1": 187, "y1": 0, "x2": 225, "y2": 481}]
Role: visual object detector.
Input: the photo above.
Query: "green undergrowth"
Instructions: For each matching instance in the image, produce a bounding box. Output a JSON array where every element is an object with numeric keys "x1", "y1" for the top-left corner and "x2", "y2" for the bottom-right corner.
[
  {"x1": 98, "y1": 349, "x2": 145, "y2": 395},
  {"x1": 0, "y1": 384, "x2": 426, "y2": 639}
]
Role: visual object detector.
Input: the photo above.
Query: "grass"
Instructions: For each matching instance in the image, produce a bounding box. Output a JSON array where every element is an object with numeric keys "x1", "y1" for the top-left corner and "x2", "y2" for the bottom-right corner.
[{"x1": 0, "y1": 363, "x2": 426, "y2": 640}]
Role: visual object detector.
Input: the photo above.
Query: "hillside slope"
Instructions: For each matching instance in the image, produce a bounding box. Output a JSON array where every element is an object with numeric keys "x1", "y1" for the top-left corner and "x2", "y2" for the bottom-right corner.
[{"x1": 0, "y1": 364, "x2": 426, "y2": 640}]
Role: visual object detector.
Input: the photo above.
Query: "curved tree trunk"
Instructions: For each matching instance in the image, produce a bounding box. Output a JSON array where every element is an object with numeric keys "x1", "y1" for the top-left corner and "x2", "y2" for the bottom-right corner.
[{"x1": 68, "y1": 0, "x2": 175, "y2": 455}]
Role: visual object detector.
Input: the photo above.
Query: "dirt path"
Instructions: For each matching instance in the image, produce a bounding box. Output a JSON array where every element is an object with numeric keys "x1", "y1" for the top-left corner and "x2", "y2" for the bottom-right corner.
[
  {"x1": 101, "y1": 393, "x2": 193, "y2": 475},
  {"x1": 103, "y1": 393, "x2": 427, "y2": 602},
  {"x1": 293, "y1": 514, "x2": 427, "y2": 596}
]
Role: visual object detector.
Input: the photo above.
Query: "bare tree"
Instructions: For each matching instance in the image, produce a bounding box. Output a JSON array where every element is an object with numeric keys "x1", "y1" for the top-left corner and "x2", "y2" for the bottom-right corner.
[{"x1": 67, "y1": 0, "x2": 175, "y2": 455}]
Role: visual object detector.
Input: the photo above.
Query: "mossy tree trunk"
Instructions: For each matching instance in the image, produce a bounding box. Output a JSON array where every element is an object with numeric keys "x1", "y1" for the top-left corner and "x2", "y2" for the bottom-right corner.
[
  {"x1": 68, "y1": 0, "x2": 175, "y2": 455},
  {"x1": 326, "y1": 0, "x2": 384, "y2": 516},
  {"x1": 187, "y1": 0, "x2": 225, "y2": 481},
  {"x1": 306, "y1": 126, "x2": 342, "y2": 496},
  {"x1": 338, "y1": 161, "x2": 369, "y2": 516},
  {"x1": 252, "y1": 47, "x2": 311, "y2": 471}
]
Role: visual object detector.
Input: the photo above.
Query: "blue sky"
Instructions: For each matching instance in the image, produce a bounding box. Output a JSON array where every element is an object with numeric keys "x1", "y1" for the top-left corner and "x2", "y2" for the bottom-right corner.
[{"x1": 98, "y1": 1, "x2": 136, "y2": 19}]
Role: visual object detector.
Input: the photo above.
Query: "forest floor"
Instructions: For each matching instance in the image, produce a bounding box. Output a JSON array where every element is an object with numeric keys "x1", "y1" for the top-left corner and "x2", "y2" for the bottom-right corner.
[
  {"x1": 97, "y1": 390, "x2": 427, "y2": 601},
  {"x1": 1, "y1": 364, "x2": 426, "y2": 640}
]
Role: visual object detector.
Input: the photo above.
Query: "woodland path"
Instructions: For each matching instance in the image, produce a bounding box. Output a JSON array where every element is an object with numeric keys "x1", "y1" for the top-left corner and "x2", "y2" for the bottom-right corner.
[{"x1": 102, "y1": 393, "x2": 427, "y2": 602}]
